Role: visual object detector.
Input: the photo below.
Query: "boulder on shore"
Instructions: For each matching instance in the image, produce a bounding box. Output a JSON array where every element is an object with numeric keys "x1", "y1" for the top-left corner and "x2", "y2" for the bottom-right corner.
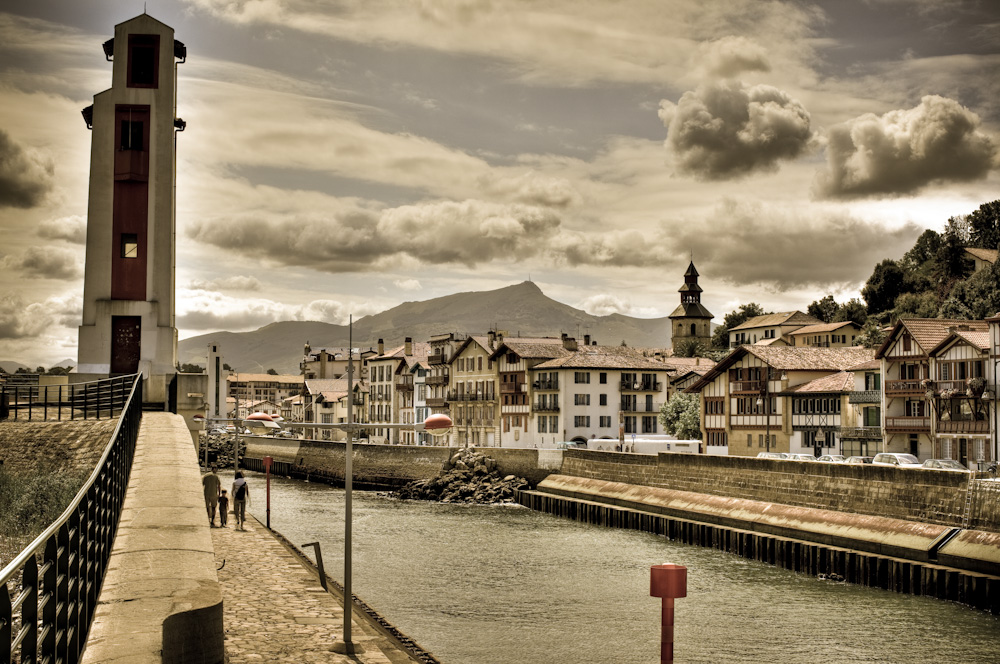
[{"x1": 395, "y1": 447, "x2": 529, "y2": 504}]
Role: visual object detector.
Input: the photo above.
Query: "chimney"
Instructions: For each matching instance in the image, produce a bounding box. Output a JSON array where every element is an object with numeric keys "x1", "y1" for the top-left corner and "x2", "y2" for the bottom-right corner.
[
  {"x1": 563, "y1": 336, "x2": 578, "y2": 351},
  {"x1": 378, "y1": 338, "x2": 384, "y2": 355},
  {"x1": 584, "y1": 334, "x2": 590, "y2": 346},
  {"x1": 304, "y1": 341, "x2": 310, "y2": 356},
  {"x1": 488, "y1": 330, "x2": 496, "y2": 347},
  {"x1": 405, "y1": 337, "x2": 412, "y2": 355}
]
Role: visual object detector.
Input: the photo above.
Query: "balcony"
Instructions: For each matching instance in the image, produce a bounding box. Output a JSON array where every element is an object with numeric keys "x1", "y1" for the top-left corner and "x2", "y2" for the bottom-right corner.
[
  {"x1": 500, "y1": 382, "x2": 527, "y2": 394},
  {"x1": 730, "y1": 380, "x2": 764, "y2": 394},
  {"x1": 884, "y1": 379, "x2": 925, "y2": 397},
  {"x1": 395, "y1": 377, "x2": 413, "y2": 391},
  {"x1": 839, "y1": 426, "x2": 883, "y2": 440},
  {"x1": 849, "y1": 390, "x2": 881, "y2": 404},
  {"x1": 534, "y1": 403, "x2": 560, "y2": 412},
  {"x1": 426, "y1": 373, "x2": 449, "y2": 386},
  {"x1": 936, "y1": 419, "x2": 989, "y2": 434},
  {"x1": 428, "y1": 352, "x2": 446, "y2": 365},
  {"x1": 425, "y1": 397, "x2": 448, "y2": 408},
  {"x1": 934, "y1": 380, "x2": 969, "y2": 394},
  {"x1": 884, "y1": 416, "x2": 930, "y2": 433},
  {"x1": 533, "y1": 380, "x2": 559, "y2": 391},
  {"x1": 619, "y1": 402, "x2": 662, "y2": 413},
  {"x1": 620, "y1": 381, "x2": 662, "y2": 392}
]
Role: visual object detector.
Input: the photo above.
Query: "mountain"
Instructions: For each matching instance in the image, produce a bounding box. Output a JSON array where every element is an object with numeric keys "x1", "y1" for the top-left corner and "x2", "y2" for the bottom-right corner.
[{"x1": 178, "y1": 281, "x2": 673, "y2": 374}]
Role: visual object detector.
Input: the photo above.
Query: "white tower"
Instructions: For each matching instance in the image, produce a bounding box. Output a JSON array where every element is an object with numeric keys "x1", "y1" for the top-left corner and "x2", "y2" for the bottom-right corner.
[{"x1": 76, "y1": 14, "x2": 186, "y2": 406}]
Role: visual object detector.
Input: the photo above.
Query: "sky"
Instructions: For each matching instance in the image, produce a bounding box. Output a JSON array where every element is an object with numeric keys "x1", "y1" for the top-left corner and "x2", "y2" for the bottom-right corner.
[{"x1": 1, "y1": 0, "x2": 998, "y2": 368}]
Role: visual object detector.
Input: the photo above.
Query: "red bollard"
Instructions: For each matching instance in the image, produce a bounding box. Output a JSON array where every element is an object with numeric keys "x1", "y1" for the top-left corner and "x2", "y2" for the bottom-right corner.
[{"x1": 650, "y1": 564, "x2": 687, "y2": 664}]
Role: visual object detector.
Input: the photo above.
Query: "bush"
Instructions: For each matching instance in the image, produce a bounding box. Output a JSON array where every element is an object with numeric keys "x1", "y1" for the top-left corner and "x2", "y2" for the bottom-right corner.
[{"x1": 0, "y1": 467, "x2": 88, "y2": 563}]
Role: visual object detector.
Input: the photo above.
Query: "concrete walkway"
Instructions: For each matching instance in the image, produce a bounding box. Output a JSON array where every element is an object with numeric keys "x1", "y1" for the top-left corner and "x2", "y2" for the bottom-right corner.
[{"x1": 210, "y1": 514, "x2": 421, "y2": 663}]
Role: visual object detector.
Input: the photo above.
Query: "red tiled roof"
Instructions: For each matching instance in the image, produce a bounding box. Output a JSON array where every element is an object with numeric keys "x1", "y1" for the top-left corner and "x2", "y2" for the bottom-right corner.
[
  {"x1": 781, "y1": 371, "x2": 853, "y2": 394},
  {"x1": 729, "y1": 311, "x2": 823, "y2": 331},
  {"x1": 787, "y1": 321, "x2": 860, "y2": 335},
  {"x1": 876, "y1": 319, "x2": 988, "y2": 358}
]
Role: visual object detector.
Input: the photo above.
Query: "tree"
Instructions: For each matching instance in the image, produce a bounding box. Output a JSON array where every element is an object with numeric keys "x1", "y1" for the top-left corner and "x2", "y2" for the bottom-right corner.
[
  {"x1": 857, "y1": 318, "x2": 888, "y2": 349},
  {"x1": 223, "y1": 363, "x2": 233, "y2": 371},
  {"x1": 892, "y1": 292, "x2": 939, "y2": 320},
  {"x1": 266, "y1": 368, "x2": 278, "y2": 375},
  {"x1": 711, "y1": 303, "x2": 770, "y2": 349},
  {"x1": 658, "y1": 392, "x2": 702, "y2": 440},
  {"x1": 968, "y1": 200, "x2": 1000, "y2": 250},
  {"x1": 45, "y1": 366, "x2": 72, "y2": 375},
  {"x1": 176, "y1": 363, "x2": 205, "y2": 373},
  {"x1": 861, "y1": 259, "x2": 907, "y2": 315},
  {"x1": 807, "y1": 295, "x2": 838, "y2": 323},
  {"x1": 933, "y1": 222, "x2": 973, "y2": 285},
  {"x1": 938, "y1": 259, "x2": 1000, "y2": 320},
  {"x1": 674, "y1": 338, "x2": 706, "y2": 358},
  {"x1": 832, "y1": 298, "x2": 867, "y2": 327}
]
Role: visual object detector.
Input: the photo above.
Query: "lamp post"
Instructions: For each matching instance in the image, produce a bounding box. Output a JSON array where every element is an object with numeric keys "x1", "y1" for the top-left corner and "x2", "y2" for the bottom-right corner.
[{"x1": 757, "y1": 371, "x2": 770, "y2": 453}]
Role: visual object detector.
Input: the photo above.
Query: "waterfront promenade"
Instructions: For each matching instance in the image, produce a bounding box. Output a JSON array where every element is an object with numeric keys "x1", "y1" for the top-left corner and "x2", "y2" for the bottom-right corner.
[{"x1": 79, "y1": 412, "x2": 422, "y2": 663}]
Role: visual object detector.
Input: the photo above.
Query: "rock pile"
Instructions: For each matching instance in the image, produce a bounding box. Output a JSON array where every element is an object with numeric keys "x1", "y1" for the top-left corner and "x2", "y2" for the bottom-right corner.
[
  {"x1": 197, "y1": 431, "x2": 245, "y2": 469},
  {"x1": 395, "y1": 447, "x2": 529, "y2": 504}
]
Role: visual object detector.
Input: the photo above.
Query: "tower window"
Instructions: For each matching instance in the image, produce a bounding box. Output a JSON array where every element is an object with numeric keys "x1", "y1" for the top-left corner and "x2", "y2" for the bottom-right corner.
[
  {"x1": 120, "y1": 120, "x2": 144, "y2": 151},
  {"x1": 127, "y1": 34, "x2": 159, "y2": 88},
  {"x1": 121, "y1": 234, "x2": 138, "y2": 258}
]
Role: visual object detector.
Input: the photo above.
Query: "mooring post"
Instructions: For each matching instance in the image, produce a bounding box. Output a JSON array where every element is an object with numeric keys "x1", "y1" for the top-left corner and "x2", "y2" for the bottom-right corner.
[
  {"x1": 303, "y1": 541, "x2": 327, "y2": 591},
  {"x1": 650, "y1": 563, "x2": 687, "y2": 664},
  {"x1": 264, "y1": 456, "x2": 273, "y2": 529}
]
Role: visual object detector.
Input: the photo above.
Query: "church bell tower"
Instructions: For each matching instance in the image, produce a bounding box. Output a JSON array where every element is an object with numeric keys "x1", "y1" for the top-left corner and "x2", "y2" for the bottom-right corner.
[
  {"x1": 76, "y1": 14, "x2": 186, "y2": 406},
  {"x1": 668, "y1": 261, "x2": 713, "y2": 353}
]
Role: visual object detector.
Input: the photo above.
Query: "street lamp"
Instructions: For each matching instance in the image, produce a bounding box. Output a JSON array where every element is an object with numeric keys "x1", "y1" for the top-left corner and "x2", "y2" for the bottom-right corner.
[
  {"x1": 243, "y1": 317, "x2": 452, "y2": 655},
  {"x1": 757, "y1": 371, "x2": 770, "y2": 453}
]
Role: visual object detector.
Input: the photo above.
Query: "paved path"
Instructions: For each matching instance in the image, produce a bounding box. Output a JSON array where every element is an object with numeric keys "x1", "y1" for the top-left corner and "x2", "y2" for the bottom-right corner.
[{"x1": 211, "y1": 515, "x2": 421, "y2": 663}]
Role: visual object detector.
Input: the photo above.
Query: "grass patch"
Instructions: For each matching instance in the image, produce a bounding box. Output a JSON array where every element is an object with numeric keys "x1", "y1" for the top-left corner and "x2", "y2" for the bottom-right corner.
[{"x1": 0, "y1": 466, "x2": 89, "y2": 567}]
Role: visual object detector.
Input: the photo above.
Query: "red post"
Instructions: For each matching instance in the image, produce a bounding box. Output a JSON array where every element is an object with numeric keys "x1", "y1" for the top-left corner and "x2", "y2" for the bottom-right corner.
[
  {"x1": 650, "y1": 564, "x2": 687, "y2": 664},
  {"x1": 263, "y1": 456, "x2": 273, "y2": 529}
]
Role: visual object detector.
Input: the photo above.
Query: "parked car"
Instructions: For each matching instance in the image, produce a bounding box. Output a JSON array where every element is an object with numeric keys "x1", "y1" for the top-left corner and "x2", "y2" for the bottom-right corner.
[
  {"x1": 845, "y1": 456, "x2": 874, "y2": 464},
  {"x1": 921, "y1": 458, "x2": 969, "y2": 472},
  {"x1": 872, "y1": 453, "x2": 922, "y2": 468},
  {"x1": 756, "y1": 452, "x2": 788, "y2": 459},
  {"x1": 786, "y1": 454, "x2": 818, "y2": 461},
  {"x1": 817, "y1": 455, "x2": 847, "y2": 463}
]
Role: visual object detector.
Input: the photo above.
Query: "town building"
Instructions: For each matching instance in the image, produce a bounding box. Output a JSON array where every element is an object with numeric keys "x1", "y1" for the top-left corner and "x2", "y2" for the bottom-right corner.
[
  {"x1": 786, "y1": 321, "x2": 862, "y2": 348},
  {"x1": 839, "y1": 358, "x2": 883, "y2": 458},
  {"x1": 927, "y1": 327, "x2": 991, "y2": 466},
  {"x1": 668, "y1": 261, "x2": 713, "y2": 353},
  {"x1": 686, "y1": 346, "x2": 875, "y2": 457},
  {"x1": 728, "y1": 311, "x2": 823, "y2": 348},
  {"x1": 874, "y1": 319, "x2": 988, "y2": 460},
  {"x1": 301, "y1": 344, "x2": 375, "y2": 381},
  {"x1": 76, "y1": 14, "x2": 188, "y2": 406},
  {"x1": 448, "y1": 335, "x2": 501, "y2": 447},
  {"x1": 227, "y1": 373, "x2": 304, "y2": 412},
  {"x1": 426, "y1": 333, "x2": 465, "y2": 424},
  {"x1": 302, "y1": 378, "x2": 367, "y2": 442},
  {"x1": 965, "y1": 247, "x2": 998, "y2": 274},
  {"x1": 490, "y1": 336, "x2": 571, "y2": 447},
  {"x1": 530, "y1": 344, "x2": 673, "y2": 447},
  {"x1": 366, "y1": 338, "x2": 430, "y2": 444}
]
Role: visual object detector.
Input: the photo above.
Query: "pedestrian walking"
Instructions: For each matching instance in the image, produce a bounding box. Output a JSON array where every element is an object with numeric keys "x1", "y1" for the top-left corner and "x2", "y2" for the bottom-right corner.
[
  {"x1": 232, "y1": 471, "x2": 250, "y2": 530},
  {"x1": 218, "y1": 489, "x2": 230, "y2": 527},
  {"x1": 202, "y1": 465, "x2": 222, "y2": 527}
]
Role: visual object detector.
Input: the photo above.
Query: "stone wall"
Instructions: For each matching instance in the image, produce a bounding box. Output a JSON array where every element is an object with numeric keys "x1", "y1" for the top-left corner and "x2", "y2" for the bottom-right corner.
[{"x1": 560, "y1": 451, "x2": 999, "y2": 532}]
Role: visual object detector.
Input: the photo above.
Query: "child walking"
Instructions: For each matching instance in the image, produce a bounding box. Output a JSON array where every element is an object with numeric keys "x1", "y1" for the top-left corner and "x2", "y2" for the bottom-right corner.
[{"x1": 218, "y1": 489, "x2": 230, "y2": 527}]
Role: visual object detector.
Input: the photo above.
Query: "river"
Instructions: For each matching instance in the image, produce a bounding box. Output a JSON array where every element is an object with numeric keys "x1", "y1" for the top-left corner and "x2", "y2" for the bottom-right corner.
[{"x1": 231, "y1": 471, "x2": 999, "y2": 663}]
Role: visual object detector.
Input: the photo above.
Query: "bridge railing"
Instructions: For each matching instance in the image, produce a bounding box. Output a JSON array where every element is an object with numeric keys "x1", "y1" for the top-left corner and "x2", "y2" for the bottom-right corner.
[
  {"x1": 0, "y1": 375, "x2": 142, "y2": 664},
  {"x1": 1, "y1": 374, "x2": 139, "y2": 421}
]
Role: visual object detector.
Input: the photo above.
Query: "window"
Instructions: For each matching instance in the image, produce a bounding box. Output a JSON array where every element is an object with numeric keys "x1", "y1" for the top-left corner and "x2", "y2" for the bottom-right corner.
[
  {"x1": 574, "y1": 394, "x2": 591, "y2": 406},
  {"x1": 706, "y1": 430, "x2": 726, "y2": 447},
  {"x1": 574, "y1": 415, "x2": 590, "y2": 427},
  {"x1": 642, "y1": 416, "x2": 657, "y2": 433},
  {"x1": 127, "y1": 34, "x2": 159, "y2": 88},
  {"x1": 599, "y1": 415, "x2": 611, "y2": 427},
  {"x1": 121, "y1": 233, "x2": 138, "y2": 258},
  {"x1": 538, "y1": 417, "x2": 547, "y2": 433},
  {"x1": 574, "y1": 372, "x2": 590, "y2": 384},
  {"x1": 599, "y1": 394, "x2": 607, "y2": 406},
  {"x1": 478, "y1": 356, "x2": 483, "y2": 371},
  {"x1": 624, "y1": 416, "x2": 636, "y2": 434},
  {"x1": 599, "y1": 372, "x2": 607, "y2": 384},
  {"x1": 119, "y1": 120, "x2": 144, "y2": 151}
]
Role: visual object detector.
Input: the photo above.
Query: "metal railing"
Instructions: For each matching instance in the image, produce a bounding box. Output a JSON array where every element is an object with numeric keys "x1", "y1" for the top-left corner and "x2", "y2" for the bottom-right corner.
[
  {"x1": 1, "y1": 375, "x2": 142, "y2": 664},
  {"x1": 848, "y1": 390, "x2": 881, "y2": 404},
  {"x1": 1, "y1": 374, "x2": 139, "y2": 421}
]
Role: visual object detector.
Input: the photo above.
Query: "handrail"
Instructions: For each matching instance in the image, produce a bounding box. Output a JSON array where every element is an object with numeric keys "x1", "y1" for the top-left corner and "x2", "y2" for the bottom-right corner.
[
  {"x1": 1, "y1": 374, "x2": 142, "y2": 663},
  {"x1": 1, "y1": 373, "x2": 140, "y2": 421}
]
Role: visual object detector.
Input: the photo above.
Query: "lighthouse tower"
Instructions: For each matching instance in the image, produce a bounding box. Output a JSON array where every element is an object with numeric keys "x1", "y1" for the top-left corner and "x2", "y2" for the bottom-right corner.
[
  {"x1": 76, "y1": 14, "x2": 186, "y2": 406},
  {"x1": 668, "y1": 261, "x2": 714, "y2": 353}
]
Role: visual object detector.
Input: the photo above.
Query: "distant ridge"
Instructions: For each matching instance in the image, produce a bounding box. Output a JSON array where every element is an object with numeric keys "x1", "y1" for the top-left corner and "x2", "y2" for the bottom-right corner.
[{"x1": 178, "y1": 281, "x2": 672, "y2": 373}]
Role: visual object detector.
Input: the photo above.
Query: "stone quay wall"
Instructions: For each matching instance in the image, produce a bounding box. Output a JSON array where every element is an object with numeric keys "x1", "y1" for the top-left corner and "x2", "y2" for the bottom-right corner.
[
  {"x1": 242, "y1": 438, "x2": 556, "y2": 489},
  {"x1": 559, "y1": 450, "x2": 1000, "y2": 533}
]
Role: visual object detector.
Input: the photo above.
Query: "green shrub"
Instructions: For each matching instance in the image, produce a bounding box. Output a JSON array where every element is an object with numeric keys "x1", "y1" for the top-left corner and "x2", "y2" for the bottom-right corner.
[{"x1": 0, "y1": 467, "x2": 89, "y2": 563}]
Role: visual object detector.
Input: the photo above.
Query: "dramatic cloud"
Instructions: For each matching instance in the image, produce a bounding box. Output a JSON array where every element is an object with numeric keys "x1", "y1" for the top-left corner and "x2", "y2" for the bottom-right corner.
[
  {"x1": 186, "y1": 200, "x2": 562, "y2": 271},
  {"x1": 672, "y1": 200, "x2": 923, "y2": 291},
  {"x1": 699, "y1": 36, "x2": 771, "y2": 79},
  {"x1": 480, "y1": 172, "x2": 581, "y2": 208},
  {"x1": 37, "y1": 216, "x2": 87, "y2": 244},
  {"x1": 815, "y1": 95, "x2": 997, "y2": 198},
  {"x1": 659, "y1": 81, "x2": 813, "y2": 180},
  {"x1": 0, "y1": 129, "x2": 54, "y2": 208},
  {"x1": 188, "y1": 275, "x2": 264, "y2": 292},
  {"x1": 0, "y1": 293, "x2": 78, "y2": 340},
  {"x1": 1, "y1": 247, "x2": 81, "y2": 280}
]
